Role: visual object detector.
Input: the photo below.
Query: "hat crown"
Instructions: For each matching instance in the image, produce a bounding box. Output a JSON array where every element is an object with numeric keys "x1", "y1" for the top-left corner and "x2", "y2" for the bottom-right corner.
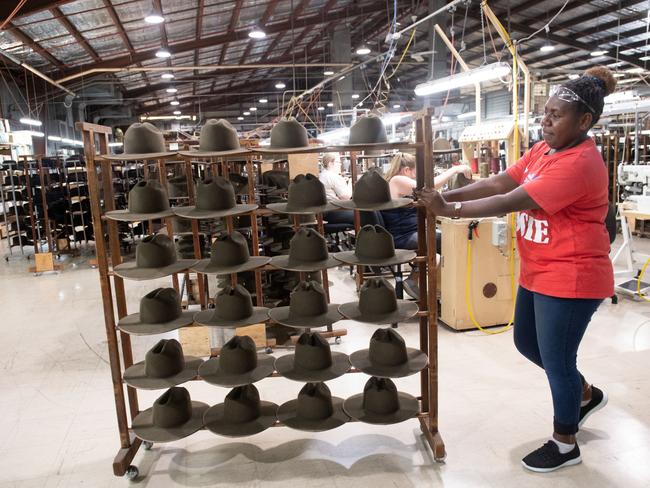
[
  {"x1": 368, "y1": 328, "x2": 408, "y2": 367},
  {"x1": 210, "y1": 231, "x2": 250, "y2": 267},
  {"x1": 286, "y1": 173, "x2": 328, "y2": 210},
  {"x1": 123, "y1": 122, "x2": 167, "y2": 155},
  {"x1": 152, "y1": 387, "x2": 192, "y2": 428},
  {"x1": 195, "y1": 177, "x2": 236, "y2": 211},
  {"x1": 352, "y1": 171, "x2": 392, "y2": 206},
  {"x1": 199, "y1": 119, "x2": 240, "y2": 152},
  {"x1": 294, "y1": 332, "x2": 333, "y2": 371},
  {"x1": 289, "y1": 281, "x2": 328, "y2": 318},
  {"x1": 359, "y1": 278, "x2": 398, "y2": 315},
  {"x1": 127, "y1": 180, "x2": 170, "y2": 214},
  {"x1": 349, "y1": 114, "x2": 388, "y2": 144},
  {"x1": 223, "y1": 385, "x2": 262, "y2": 423},
  {"x1": 220, "y1": 335, "x2": 258, "y2": 374},
  {"x1": 136, "y1": 234, "x2": 178, "y2": 268},
  {"x1": 140, "y1": 287, "x2": 183, "y2": 323},
  {"x1": 355, "y1": 225, "x2": 396, "y2": 260},
  {"x1": 296, "y1": 382, "x2": 334, "y2": 420},
  {"x1": 270, "y1": 117, "x2": 309, "y2": 149},
  {"x1": 145, "y1": 339, "x2": 185, "y2": 378},
  {"x1": 215, "y1": 285, "x2": 254, "y2": 320},
  {"x1": 289, "y1": 228, "x2": 328, "y2": 264},
  {"x1": 362, "y1": 377, "x2": 400, "y2": 415}
]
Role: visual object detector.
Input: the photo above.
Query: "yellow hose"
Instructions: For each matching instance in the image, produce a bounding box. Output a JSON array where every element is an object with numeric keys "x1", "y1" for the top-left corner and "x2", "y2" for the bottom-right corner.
[
  {"x1": 636, "y1": 256, "x2": 650, "y2": 302},
  {"x1": 464, "y1": 217, "x2": 516, "y2": 335}
]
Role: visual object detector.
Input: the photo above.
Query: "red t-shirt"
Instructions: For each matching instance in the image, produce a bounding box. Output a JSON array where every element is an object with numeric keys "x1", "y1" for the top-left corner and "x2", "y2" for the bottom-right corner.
[{"x1": 506, "y1": 139, "x2": 613, "y2": 299}]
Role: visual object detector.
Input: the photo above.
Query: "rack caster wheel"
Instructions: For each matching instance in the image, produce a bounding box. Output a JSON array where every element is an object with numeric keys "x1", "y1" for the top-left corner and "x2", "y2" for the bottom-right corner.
[
  {"x1": 265, "y1": 347, "x2": 273, "y2": 354},
  {"x1": 143, "y1": 441, "x2": 153, "y2": 450},
  {"x1": 125, "y1": 465, "x2": 139, "y2": 481},
  {"x1": 334, "y1": 336, "x2": 341, "y2": 345}
]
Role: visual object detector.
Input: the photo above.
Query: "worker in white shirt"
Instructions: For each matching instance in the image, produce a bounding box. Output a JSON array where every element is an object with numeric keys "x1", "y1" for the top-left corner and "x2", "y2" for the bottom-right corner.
[{"x1": 319, "y1": 153, "x2": 354, "y2": 226}]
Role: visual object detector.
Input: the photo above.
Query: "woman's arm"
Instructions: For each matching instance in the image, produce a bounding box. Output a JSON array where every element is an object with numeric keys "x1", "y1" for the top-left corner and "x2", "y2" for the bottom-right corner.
[
  {"x1": 417, "y1": 186, "x2": 539, "y2": 218},
  {"x1": 443, "y1": 171, "x2": 519, "y2": 202},
  {"x1": 390, "y1": 175, "x2": 417, "y2": 198},
  {"x1": 433, "y1": 165, "x2": 472, "y2": 190}
]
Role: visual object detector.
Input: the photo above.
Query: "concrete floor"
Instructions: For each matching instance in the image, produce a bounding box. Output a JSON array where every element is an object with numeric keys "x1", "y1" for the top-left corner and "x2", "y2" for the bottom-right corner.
[{"x1": 0, "y1": 238, "x2": 649, "y2": 488}]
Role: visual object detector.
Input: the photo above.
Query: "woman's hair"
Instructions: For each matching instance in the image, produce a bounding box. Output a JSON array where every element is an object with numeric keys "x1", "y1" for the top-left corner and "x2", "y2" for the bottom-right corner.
[
  {"x1": 384, "y1": 152, "x2": 416, "y2": 181},
  {"x1": 563, "y1": 66, "x2": 617, "y2": 127},
  {"x1": 322, "y1": 153, "x2": 338, "y2": 168}
]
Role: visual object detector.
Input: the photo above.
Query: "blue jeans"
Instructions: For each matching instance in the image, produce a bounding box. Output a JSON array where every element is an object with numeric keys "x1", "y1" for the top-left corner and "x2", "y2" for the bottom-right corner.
[{"x1": 513, "y1": 287, "x2": 602, "y2": 435}]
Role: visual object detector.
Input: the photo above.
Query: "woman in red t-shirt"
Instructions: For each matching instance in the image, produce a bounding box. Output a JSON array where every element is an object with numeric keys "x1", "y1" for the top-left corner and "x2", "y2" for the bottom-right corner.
[{"x1": 418, "y1": 66, "x2": 615, "y2": 473}]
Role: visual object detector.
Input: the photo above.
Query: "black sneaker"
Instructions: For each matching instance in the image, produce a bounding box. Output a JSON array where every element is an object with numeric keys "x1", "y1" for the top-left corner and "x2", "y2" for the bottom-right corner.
[
  {"x1": 579, "y1": 386, "x2": 608, "y2": 429},
  {"x1": 521, "y1": 441, "x2": 581, "y2": 473}
]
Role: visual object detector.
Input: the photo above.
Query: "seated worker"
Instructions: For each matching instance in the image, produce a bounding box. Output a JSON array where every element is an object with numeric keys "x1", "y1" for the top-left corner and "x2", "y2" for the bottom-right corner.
[
  {"x1": 382, "y1": 152, "x2": 472, "y2": 298},
  {"x1": 319, "y1": 152, "x2": 354, "y2": 226}
]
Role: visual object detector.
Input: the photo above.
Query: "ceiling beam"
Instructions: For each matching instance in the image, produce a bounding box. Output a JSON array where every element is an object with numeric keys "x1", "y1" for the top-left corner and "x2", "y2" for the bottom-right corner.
[
  {"x1": 235, "y1": 0, "x2": 282, "y2": 67},
  {"x1": 6, "y1": 25, "x2": 65, "y2": 69},
  {"x1": 52, "y1": 7, "x2": 100, "y2": 62},
  {"x1": 217, "y1": 0, "x2": 245, "y2": 68},
  {"x1": 193, "y1": 0, "x2": 204, "y2": 96},
  {"x1": 54, "y1": 1, "x2": 389, "y2": 81},
  {"x1": 0, "y1": 0, "x2": 77, "y2": 20}
]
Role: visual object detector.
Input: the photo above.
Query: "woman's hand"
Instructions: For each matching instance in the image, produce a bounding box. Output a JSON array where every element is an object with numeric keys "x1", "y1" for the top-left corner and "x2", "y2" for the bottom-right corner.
[
  {"x1": 454, "y1": 164, "x2": 473, "y2": 178},
  {"x1": 415, "y1": 188, "x2": 453, "y2": 216}
]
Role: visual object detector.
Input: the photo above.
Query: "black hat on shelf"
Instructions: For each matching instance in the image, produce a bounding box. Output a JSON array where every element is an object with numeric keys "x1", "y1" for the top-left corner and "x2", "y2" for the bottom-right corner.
[
  {"x1": 274, "y1": 332, "x2": 350, "y2": 382},
  {"x1": 338, "y1": 278, "x2": 419, "y2": 325},
  {"x1": 348, "y1": 114, "x2": 388, "y2": 146},
  {"x1": 333, "y1": 224, "x2": 416, "y2": 266},
  {"x1": 193, "y1": 284, "x2": 269, "y2": 328},
  {"x1": 199, "y1": 335, "x2": 275, "y2": 387},
  {"x1": 349, "y1": 328, "x2": 428, "y2": 378},
  {"x1": 267, "y1": 281, "x2": 341, "y2": 329},
  {"x1": 256, "y1": 117, "x2": 324, "y2": 154},
  {"x1": 105, "y1": 180, "x2": 174, "y2": 222},
  {"x1": 172, "y1": 177, "x2": 257, "y2": 219},
  {"x1": 117, "y1": 288, "x2": 195, "y2": 335},
  {"x1": 343, "y1": 376, "x2": 419, "y2": 425},
  {"x1": 113, "y1": 234, "x2": 197, "y2": 280},
  {"x1": 203, "y1": 384, "x2": 278, "y2": 437},
  {"x1": 179, "y1": 119, "x2": 250, "y2": 158},
  {"x1": 270, "y1": 228, "x2": 338, "y2": 272},
  {"x1": 191, "y1": 231, "x2": 271, "y2": 275},
  {"x1": 266, "y1": 173, "x2": 336, "y2": 215},
  {"x1": 101, "y1": 122, "x2": 175, "y2": 161},
  {"x1": 123, "y1": 339, "x2": 203, "y2": 390},
  {"x1": 277, "y1": 382, "x2": 349, "y2": 431},
  {"x1": 332, "y1": 171, "x2": 411, "y2": 211}
]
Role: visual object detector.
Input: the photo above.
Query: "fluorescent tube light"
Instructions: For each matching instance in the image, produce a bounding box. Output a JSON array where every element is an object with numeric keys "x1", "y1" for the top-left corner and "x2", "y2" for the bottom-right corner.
[
  {"x1": 414, "y1": 62, "x2": 510, "y2": 96},
  {"x1": 47, "y1": 136, "x2": 62, "y2": 141},
  {"x1": 20, "y1": 117, "x2": 42, "y2": 126}
]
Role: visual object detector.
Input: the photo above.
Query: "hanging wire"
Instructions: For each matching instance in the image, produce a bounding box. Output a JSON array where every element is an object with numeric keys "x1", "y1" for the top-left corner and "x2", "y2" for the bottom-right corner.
[
  {"x1": 480, "y1": 3, "x2": 487, "y2": 65},
  {"x1": 517, "y1": 0, "x2": 571, "y2": 46}
]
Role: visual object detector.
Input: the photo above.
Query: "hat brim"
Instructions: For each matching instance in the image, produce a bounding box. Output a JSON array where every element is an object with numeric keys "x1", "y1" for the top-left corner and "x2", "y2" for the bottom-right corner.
[
  {"x1": 254, "y1": 145, "x2": 325, "y2": 155},
  {"x1": 193, "y1": 307, "x2": 269, "y2": 328},
  {"x1": 331, "y1": 198, "x2": 412, "y2": 211},
  {"x1": 349, "y1": 348, "x2": 428, "y2": 378},
  {"x1": 268, "y1": 304, "x2": 342, "y2": 329},
  {"x1": 277, "y1": 396, "x2": 349, "y2": 431},
  {"x1": 274, "y1": 351, "x2": 350, "y2": 382},
  {"x1": 100, "y1": 151, "x2": 177, "y2": 161},
  {"x1": 343, "y1": 391, "x2": 419, "y2": 425},
  {"x1": 172, "y1": 204, "x2": 258, "y2": 219},
  {"x1": 191, "y1": 256, "x2": 272, "y2": 275},
  {"x1": 132, "y1": 401, "x2": 209, "y2": 442},
  {"x1": 333, "y1": 250, "x2": 416, "y2": 267},
  {"x1": 123, "y1": 356, "x2": 203, "y2": 390},
  {"x1": 199, "y1": 354, "x2": 275, "y2": 387},
  {"x1": 338, "y1": 300, "x2": 419, "y2": 325},
  {"x1": 117, "y1": 310, "x2": 195, "y2": 335},
  {"x1": 177, "y1": 149, "x2": 250, "y2": 158},
  {"x1": 105, "y1": 209, "x2": 175, "y2": 222},
  {"x1": 270, "y1": 255, "x2": 340, "y2": 272},
  {"x1": 203, "y1": 401, "x2": 278, "y2": 437},
  {"x1": 266, "y1": 202, "x2": 337, "y2": 215},
  {"x1": 112, "y1": 259, "x2": 197, "y2": 281}
]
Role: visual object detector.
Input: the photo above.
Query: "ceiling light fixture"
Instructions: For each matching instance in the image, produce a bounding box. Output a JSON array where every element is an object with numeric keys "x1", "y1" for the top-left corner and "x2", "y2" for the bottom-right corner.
[
  {"x1": 327, "y1": 102, "x2": 334, "y2": 107},
  {"x1": 243, "y1": 111, "x2": 251, "y2": 116},
  {"x1": 540, "y1": 43, "x2": 555, "y2": 53},
  {"x1": 47, "y1": 135, "x2": 62, "y2": 141},
  {"x1": 259, "y1": 98, "x2": 268, "y2": 103},
  {"x1": 249, "y1": 107, "x2": 257, "y2": 111},
  {"x1": 568, "y1": 74, "x2": 580, "y2": 80},
  {"x1": 351, "y1": 94, "x2": 360, "y2": 99},
  {"x1": 161, "y1": 73, "x2": 174, "y2": 79},
  {"x1": 237, "y1": 116, "x2": 244, "y2": 120},
  {"x1": 166, "y1": 87, "x2": 178, "y2": 93},
  {"x1": 19, "y1": 117, "x2": 42, "y2": 126},
  {"x1": 590, "y1": 50, "x2": 608, "y2": 57},
  {"x1": 414, "y1": 62, "x2": 510, "y2": 96},
  {"x1": 317, "y1": 106, "x2": 325, "y2": 111},
  {"x1": 170, "y1": 100, "x2": 180, "y2": 106},
  {"x1": 324, "y1": 70, "x2": 334, "y2": 76},
  {"x1": 248, "y1": 25, "x2": 266, "y2": 39},
  {"x1": 275, "y1": 82, "x2": 286, "y2": 89},
  {"x1": 155, "y1": 49, "x2": 171, "y2": 58},
  {"x1": 356, "y1": 45, "x2": 371, "y2": 55},
  {"x1": 613, "y1": 73, "x2": 626, "y2": 78},
  {"x1": 392, "y1": 104, "x2": 401, "y2": 109},
  {"x1": 173, "y1": 110, "x2": 181, "y2": 115},
  {"x1": 108, "y1": 142, "x2": 123, "y2": 147},
  {"x1": 338, "y1": 75, "x2": 346, "y2": 81},
  {"x1": 144, "y1": 6, "x2": 165, "y2": 24}
]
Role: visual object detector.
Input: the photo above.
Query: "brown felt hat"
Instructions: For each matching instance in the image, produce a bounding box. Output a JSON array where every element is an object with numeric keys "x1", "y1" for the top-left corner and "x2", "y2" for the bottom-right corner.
[
  {"x1": 270, "y1": 227, "x2": 338, "y2": 272},
  {"x1": 349, "y1": 327, "x2": 428, "y2": 378},
  {"x1": 277, "y1": 382, "x2": 349, "y2": 431},
  {"x1": 113, "y1": 234, "x2": 197, "y2": 281},
  {"x1": 274, "y1": 332, "x2": 350, "y2": 382},
  {"x1": 266, "y1": 173, "x2": 336, "y2": 215},
  {"x1": 343, "y1": 376, "x2": 419, "y2": 425},
  {"x1": 203, "y1": 384, "x2": 278, "y2": 437},
  {"x1": 267, "y1": 281, "x2": 341, "y2": 329},
  {"x1": 173, "y1": 177, "x2": 257, "y2": 219},
  {"x1": 334, "y1": 224, "x2": 416, "y2": 266},
  {"x1": 105, "y1": 180, "x2": 174, "y2": 222},
  {"x1": 179, "y1": 119, "x2": 250, "y2": 157},
  {"x1": 117, "y1": 287, "x2": 195, "y2": 335},
  {"x1": 256, "y1": 117, "x2": 324, "y2": 154},
  {"x1": 332, "y1": 171, "x2": 411, "y2": 211},
  {"x1": 193, "y1": 284, "x2": 269, "y2": 328},
  {"x1": 132, "y1": 387, "x2": 209, "y2": 442},
  {"x1": 191, "y1": 231, "x2": 271, "y2": 275},
  {"x1": 348, "y1": 114, "x2": 388, "y2": 146},
  {"x1": 339, "y1": 278, "x2": 419, "y2": 324},
  {"x1": 199, "y1": 335, "x2": 275, "y2": 387},
  {"x1": 123, "y1": 339, "x2": 203, "y2": 390},
  {"x1": 101, "y1": 122, "x2": 175, "y2": 161}
]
